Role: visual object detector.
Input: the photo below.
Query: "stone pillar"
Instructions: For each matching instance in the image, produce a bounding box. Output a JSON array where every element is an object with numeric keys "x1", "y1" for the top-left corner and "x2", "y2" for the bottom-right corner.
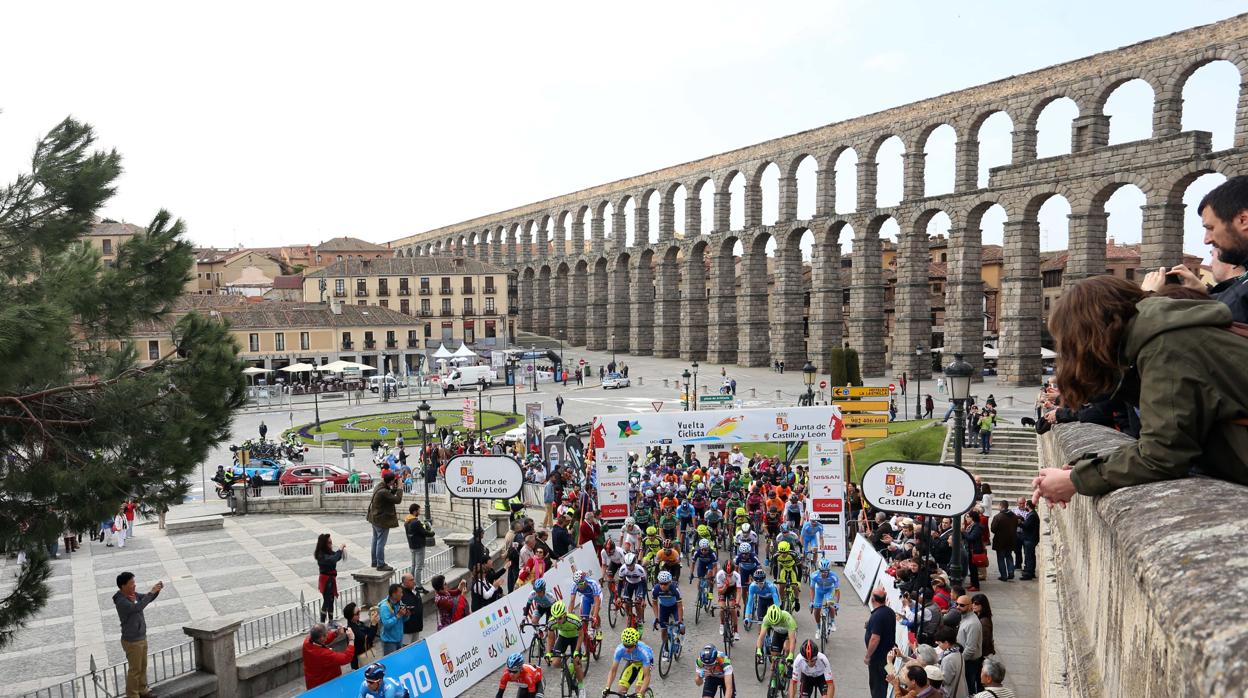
[
  {"x1": 945, "y1": 225, "x2": 986, "y2": 380},
  {"x1": 571, "y1": 216, "x2": 586, "y2": 256},
  {"x1": 586, "y1": 265, "x2": 607, "y2": 350},
  {"x1": 505, "y1": 233, "x2": 517, "y2": 266},
  {"x1": 743, "y1": 181, "x2": 762, "y2": 229},
  {"x1": 815, "y1": 166, "x2": 835, "y2": 218},
  {"x1": 351, "y1": 567, "x2": 396, "y2": 608},
  {"x1": 856, "y1": 161, "x2": 877, "y2": 211},
  {"x1": 635, "y1": 201, "x2": 650, "y2": 246},
  {"x1": 567, "y1": 267, "x2": 588, "y2": 346},
  {"x1": 591, "y1": 215, "x2": 605, "y2": 256},
  {"x1": 550, "y1": 270, "x2": 569, "y2": 341},
  {"x1": 902, "y1": 152, "x2": 926, "y2": 201},
  {"x1": 658, "y1": 197, "x2": 675, "y2": 243},
  {"x1": 607, "y1": 260, "x2": 630, "y2": 353},
  {"x1": 311, "y1": 479, "x2": 325, "y2": 508},
  {"x1": 1153, "y1": 94, "x2": 1183, "y2": 138},
  {"x1": 653, "y1": 256, "x2": 681, "y2": 357},
  {"x1": 736, "y1": 248, "x2": 770, "y2": 367},
  {"x1": 681, "y1": 250, "x2": 708, "y2": 361},
  {"x1": 553, "y1": 219, "x2": 567, "y2": 257},
  {"x1": 999, "y1": 220, "x2": 1042, "y2": 386},
  {"x1": 517, "y1": 273, "x2": 534, "y2": 332},
  {"x1": 182, "y1": 617, "x2": 244, "y2": 698},
  {"x1": 771, "y1": 246, "x2": 807, "y2": 368},
  {"x1": 713, "y1": 191, "x2": 732, "y2": 232},
  {"x1": 443, "y1": 532, "x2": 474, "y2": 569},
  {"x1": 488, "y1": 511, "x2": 511, "y2": 540},
  {"x1": 891, "y1": 230, "x2": 932, "y2": 380},
  {"x1": 610, "y1": 209, "x2": 626, "y2": 250},
  {"x1": 1064, "y1": 211, "x2": 1109, "y2": 288},
  {"x1": 806, "y1": 240, "x2": 843, "y2": 377},
  {"x1": 848, "y1": 228, "x2": 886, "y2": 377},
  {"x1": 954, "y1": 139, "x2": 979, "y2": 193},
  {"x1": 778, "y1": 175, "x2": 799, "y2": 221},
  {"x1": 1139, "y1": 203, "x2": 1186, "y2": 271},
  {"x1": 1012, "y1": 127, "x2": 1038, "y2": 164},
  {"x1": 629, "y1": 257, "x2": 654, "y2": 356},
  {"x1": 1072, "y1": 114, "x2": 1110, "y2": 152},
  {"x1": 533, "y1": 270, "x2": 551, "y2": 336},
  {"x1": 685, "y1": 191, "x2": 702, "y2": 238},
  {"x1": 1237, "y1": 79, "x2": 1248, "y2": 147},
  {"x1": 706, "y1": 251, "x2": 737, "y2": 364}
]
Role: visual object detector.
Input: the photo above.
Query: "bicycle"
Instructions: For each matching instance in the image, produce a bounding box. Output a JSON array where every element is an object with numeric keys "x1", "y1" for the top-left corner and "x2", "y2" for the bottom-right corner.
[
  {"x1": 550, "y1": 647, "x2": 583, "y2": 698},
  {"x1": 742, "y1": 597, "x2": 764, "y2": 633},
  {"x1": 693, "y1": 575, "x2": 716, "y2": 624},
  {"x1": 656, "y1": 618, "x2": 683, "y2": 678},
  {"x1": 719, "y1": 598, "x2": 739, "y2": 657},
  {"x1": 816, "y1": 597, "x2": 836, "y2": 654},
  {"x1": 764, "y1": 650, "x2": 790, "y2": 698},
  {"x1": 781, "y1": 580, "x2": 800, "y2": 613},
  {"x1": 522, "y1": 622, "x2": 549, "y2": 665},
  {"x1": 754, "y1": 631, "x2": 787, "y2": 682},
  {"x1": 624, "y1": 593, "x2": 647, "y2": 629},
  {"x1": 603, "y1": 687, "x2": 654, "y2": 698},
  {"x1": 579, "y1": 615, "x2": 603, "y2": 661},
  {"x1": 605, "y1": 577, "x2": 619, "y2": 629}
]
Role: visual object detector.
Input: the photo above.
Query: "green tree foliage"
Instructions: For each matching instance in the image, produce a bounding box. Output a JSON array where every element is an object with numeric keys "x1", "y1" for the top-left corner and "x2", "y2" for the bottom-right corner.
[
  {"x1": 828, "y1": 348, "x2": 847, "y2": 386},
  {"x1": 845, "y1": 348, "x2": 862, "y2": 386},
  {"x1": 0, "y1": 119, "x2": 246, "y2": 646}
]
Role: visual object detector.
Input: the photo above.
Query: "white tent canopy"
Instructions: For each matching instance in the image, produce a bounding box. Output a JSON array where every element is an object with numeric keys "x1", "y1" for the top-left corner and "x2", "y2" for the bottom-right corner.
[
  {"x1": 432, "y1": 343, "x2": 454, "y2": 359},
  {"x1": 241, "y1": 367, "x2": 269, "y2": 375},
  {"x1": 451, "y1": 343, "x2": 478, "y2": 358},
  {"x1": 321, "y1": 359, "x2": 378, "y2": 373},
  {"x1": 279, "y1": 362, "x2": 318, "y2": 373}
]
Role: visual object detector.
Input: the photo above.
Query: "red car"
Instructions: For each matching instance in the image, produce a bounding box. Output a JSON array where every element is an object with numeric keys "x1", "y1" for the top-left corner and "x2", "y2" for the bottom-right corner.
[{"x1": 279, "y1": 464, "x2": 373, "y2": 487}]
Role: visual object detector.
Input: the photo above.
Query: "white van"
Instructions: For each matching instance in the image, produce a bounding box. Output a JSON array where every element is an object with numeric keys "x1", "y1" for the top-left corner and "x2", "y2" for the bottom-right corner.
[
  {"x1": 444, "y1": 365, "x2": 497, "y2": 390},
  {"x1": 368, "y1": 375, "x2": 406, "y2": 393}
]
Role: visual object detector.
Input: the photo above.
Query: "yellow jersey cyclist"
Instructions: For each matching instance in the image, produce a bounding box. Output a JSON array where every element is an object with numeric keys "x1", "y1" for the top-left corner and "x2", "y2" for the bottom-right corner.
[
  {"x1": 695, "y1": 644, "x2": 736, "y2": 698},
  {"x1": 755, "y1": 605, "x2": 798, "y2": 663},
  {"x1": 603, "y1": 627, "x2": 654, "y2": 698},
  {"x1": 773, "y1": 541, "x2": 800, "y2": 602},
  {"x1": 545, "y1": 601, "x2": 586, "y2": 690},
  {"x1": 640, "y1": 527, "x2": 662, "y2": 566}
]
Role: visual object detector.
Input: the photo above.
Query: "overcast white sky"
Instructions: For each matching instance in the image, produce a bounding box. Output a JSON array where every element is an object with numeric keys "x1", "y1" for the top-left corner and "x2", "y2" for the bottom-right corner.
[{"x1": 0, "y1": 0, "x2": 1242, "y2": 258}]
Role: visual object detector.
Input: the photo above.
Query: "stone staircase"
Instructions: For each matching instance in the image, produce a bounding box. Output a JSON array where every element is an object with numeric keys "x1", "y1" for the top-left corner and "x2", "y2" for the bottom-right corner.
[{"x1": 940, "y1": 424, "x2": 1039, "y2": 502}]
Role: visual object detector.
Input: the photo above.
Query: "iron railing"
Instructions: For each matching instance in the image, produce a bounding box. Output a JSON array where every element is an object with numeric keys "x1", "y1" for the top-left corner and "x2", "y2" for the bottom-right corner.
[
  {"x1": 278, "y1": 483, "x2": 314, "y2": 496},
  {"x1": 22, "y1": 641, "x2": 197, "y2": 698}
]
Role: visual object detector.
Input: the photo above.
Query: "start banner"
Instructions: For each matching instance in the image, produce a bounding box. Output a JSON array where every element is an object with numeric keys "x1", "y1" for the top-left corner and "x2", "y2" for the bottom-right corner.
[{"x1": 595, "y1": 405, "x2": 845, "y2": 449}]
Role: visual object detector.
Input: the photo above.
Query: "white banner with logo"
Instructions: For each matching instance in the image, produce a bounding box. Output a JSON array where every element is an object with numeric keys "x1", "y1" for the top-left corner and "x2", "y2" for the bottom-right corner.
[
  {"x1": 445, "y1": 455, "x2": 523, "y2": 499},
  {"x1": 505, "y1": 543, "x2": 604, "y2": 647},
  {"x1": 596, "y1": 406, "x2": 845, "y2": 449},
  {"x1": 595, "y1": 449, "x2": 631, "y2": 520},
  {"x1": 807, "y1": 441, "x2": 847, "y2": 564},
  {"x1": 843, "y1": 530, "x2": 885, "y2": 605}
]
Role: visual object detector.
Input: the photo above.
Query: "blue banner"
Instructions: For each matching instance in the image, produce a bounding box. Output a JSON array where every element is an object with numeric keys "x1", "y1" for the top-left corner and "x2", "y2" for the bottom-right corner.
[{"x1": 302, "y1": 639, "x2": 442, "y2": 698}]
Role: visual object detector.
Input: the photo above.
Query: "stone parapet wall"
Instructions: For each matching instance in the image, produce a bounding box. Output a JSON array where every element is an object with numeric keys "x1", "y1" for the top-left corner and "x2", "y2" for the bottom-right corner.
[{"x1": 1038, "y1": 423, "x2": 1248, "y2": 698}]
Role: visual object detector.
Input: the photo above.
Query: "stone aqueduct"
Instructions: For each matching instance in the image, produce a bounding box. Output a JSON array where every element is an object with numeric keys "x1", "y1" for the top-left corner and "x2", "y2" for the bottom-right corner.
[{"x1": 390, "y1": 15, "x2": 1248, "y2": 386}]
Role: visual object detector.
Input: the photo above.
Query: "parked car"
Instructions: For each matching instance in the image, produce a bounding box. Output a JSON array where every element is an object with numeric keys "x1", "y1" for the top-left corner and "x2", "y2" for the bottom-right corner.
[
  {"x1": 228, "y1": 457, "x2": 285, "y2": 484},
  {"x1": 602, "y1": 372, "x2": 631, "y2": 389},
  {"x1": 279, "y1": 463, "x2": 373, "y2": 487},
  {"x1": 501, "y1": 417, "x2": 591, "y2": 443}
]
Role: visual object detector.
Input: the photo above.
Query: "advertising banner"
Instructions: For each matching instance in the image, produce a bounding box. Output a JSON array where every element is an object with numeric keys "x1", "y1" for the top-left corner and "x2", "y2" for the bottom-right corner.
[
  {"x1": 844, "y1": 531, "x2": 885, "y2": 605},
  {"x1": 445, "y1": 455, "x2": 524, "y2": 499},
  {"x1": 525, "y1": 402, "x2": 543, "y2": 457},
  {"x1": 545, "y1": 440, "x2": 567, "y2": 474},
  {"x1": 807, "y1": 441, "x2": 847, "y2": 564},
  {"x1": 429, "y1": 601, "x2": 525, "y2": 697},
  {"x1": 595, "y1": 449, "x2": 630, "y2": 520},
  {"x1": 596, "y1": 406, "x2": 844, "y2": 449},
  {"x1": 507, "y1": 542, "x2": 603, "y2": 647},
  {"x1": 462, "y1": 398, "x2": 475, "y2": 431},
  {"x1": 861, "y1": 460, "x2": 976, "y2": 516},
  {"x1": 301, "y1": 639, "x2": 441, "y2": 698}
]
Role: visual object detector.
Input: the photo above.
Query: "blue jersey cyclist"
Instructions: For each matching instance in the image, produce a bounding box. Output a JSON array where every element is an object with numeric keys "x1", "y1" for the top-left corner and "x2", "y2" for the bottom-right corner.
[
  {"x1": 604, "y1": 627, "x2": 654, "y2": 698},
  {"x1": 809, "y1": 559, "x2": 840, "y2": 632},
  {"x1": 360, "y1": 662, "x2": 409, "y2": 698},
  {"x1": 571, "y1": 570, "x2": 603, "y2": 627},
  {"x1": 800, "y1": 519, "x2": 823, "y2": 554},
  {"x1": 734, "y1": 542, "x2": 761, "y2": 580},
  {"x1": 744, "y1": 569, "x2": 780, "y2": 623},
  {"x1": 650, "y1": 570, "x2": 685, "y2": 656},
  {"x1": 691, "y1": 538, "x2": 718, "y2": 581},
  {"x1": 526, "y1": 579, "x2": 557, "y2": 624},
  {"x1": 695, "y1": 644, "x2": 736, "y2": 698}
]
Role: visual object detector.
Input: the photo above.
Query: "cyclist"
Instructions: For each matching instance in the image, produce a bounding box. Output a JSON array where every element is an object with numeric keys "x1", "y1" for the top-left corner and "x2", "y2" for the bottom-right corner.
[
  {"x1": 695, "y1": 644, "x2": 735, "y2": 698},
  {"x1": 571, "y1": 570, "x2": 603, "y2": 637},
  {"x1": 799, "y1": 518, "x2": 823, "y2": 563},
  {"x1": 603, "y1": 627, "x2": 654, "y2": 698},
  {"x1": 658, "y1": 506, "x2": 679, "y2": 543},
  {"x1": 788, "y1": 640, "x2": 834, "y2": 698},
  {"x1": 526, "y1": 579, "x2": 557, "y2": 625},
  {"x1": 600, "y1": 539, "x2": 625, "y2": 595},
  {"x1": 361, "y1": 662, "x2": 409, "y2": 698},
  {"x1": 655, "y1": 539, "x2": 682, "y2": 582},
  {"x1": 695, "y1": 524, "x2": 714, "y2": 550},
  {"x1": 676, "y1": 497, "x2": 696, "y2": 545},
  {"x1": 773, "y1": 541, "x2": 800, "y2": 606},
  {"x1": 618, "y1": 552, "x2": 649, "y2": 624},
  {"x1": 640, "y1": 526, "x2": 663, "y2": 567},
  {"x1": 744, "y1": 569, "x2": 780, "y2": 629},
  {"x1": 734, "y1": 523, "x2": 758, "y2": 556},
  {"x1": 715, "y1": 560, "x2": 742, "y2": 641},
  {"x1": 809, "y1": 559, "x2": 840, "y2": 633},
  {"x1": 784, "y1": 494, "x2": 804, "y2": 530},
  {"x1": 755, "y1": 605, "x2": 798, "y2": 664},
  {"x1": 498, "y1": 653, "x2": 545, "y2": 698},
  {"x1": 691, "y1": 538, "x2": 718, "y2": 586},
  {"x1": 620, "y1": 517, "x2": 643, "y2": 553},
  {"x1": 732, "y1": 506, "x2": 751, "y2": 532},
  {"x1": 764, "y1": 506, "x2": 782, "y2": 539},
  {"x1": 704, "y1": 502, "x2": 724, "y2": 540},
  {"x1": 545, "y1": 601, "x2": 586, "y2": 690},
  {"x1": 734, "y1": 542, "x2": 761, "y2": 583},
  {"x1": 649, "y1": 570, "x2": 685, "y2": 658}
]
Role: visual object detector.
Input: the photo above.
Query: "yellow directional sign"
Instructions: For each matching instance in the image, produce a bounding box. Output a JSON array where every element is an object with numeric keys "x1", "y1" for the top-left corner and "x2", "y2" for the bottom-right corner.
[
  {"x1": 845, "y1": 439, "x2": 867, "y2": 453},
  {"x1": 842, "y1": 427, "x2": 889, "y2": 438},
  {"x1": 844, "y1": 413, "x2": 889, "y2": 425},
  {"x1": 830, "y1": 386, "x2": 891, "y2": 398},
  {"x1": 832, "y1": 400, "x2": 890, "y2": 412}
]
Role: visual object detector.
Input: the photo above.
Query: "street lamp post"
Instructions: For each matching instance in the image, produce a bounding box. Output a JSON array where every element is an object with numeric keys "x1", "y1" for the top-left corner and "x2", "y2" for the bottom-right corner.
[
  {"x1": 416, "y1": 400, "x2": 433, "y2": 526},
  {"x1": 559, "y1": 332, "x2": 566, "y2": 386},
  {"x1": 691, "y1": 360, "x2": 699, "y2": 411},
  {"x1": 476, "y1": 382, "x2": 485, "y2": 447},
  {"x1": 945, "y1": 353, "x2": 974, "y2": 584},
  {"x1": 915, "y1": 344, "x2": 926, "y2": 419},
  {"x1": 802, "y1": 361, "x2": 816, "y2": 406},
  {"x1": 611, "y1": 333, "x2": 617, "y2": 369},
  {"x1": 681, "y1": 369, "x2": 691, "y2": 412},
  {"x1": 508, "y1": 355, "x2": 519, "y2": 414},
  {"x1": 530, "y1": 345, "x2": 538, "y2": 391}
]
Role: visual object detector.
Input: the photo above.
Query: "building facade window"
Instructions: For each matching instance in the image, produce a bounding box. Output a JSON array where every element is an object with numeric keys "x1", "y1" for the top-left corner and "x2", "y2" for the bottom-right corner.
[
  {"x1": 148, "y1": 340, "x2": 159, "y2": 360},
  {"x1": 407, "y1": 329, "x2": 418, "y2": 347},
  {"x1": 441, "y1": 321, "x2": 454, "y2": 341},
  {"x1": 249, "y1": 333, "x2": 259, "y2": 352},
  {"x1": 341, "y1": 331, "x2": 352, "y2": 349},
  {"x1": 379, "y1": 299, "x2": 388, "y2": 308},
  {"x1": 356, "y1": 278, "x2": 368, "y2": 296},
  {"x1": 335, "y1": 279, "x2": 345, "y2": 297},
  {"x1": 102, "y1": 239, "x2": 113, "y2": 255},
  {"x1": 364, "y1": 331, "x2": 375, "y2": 349},
  {"x1": 420, "y1": 277, "x2": 430, "y2": 294},
  {"x1": 378, "y1": 278, "x2": 389, "y2": 296},
  {"x1": 357, "y1": 300, "x2": 367, "y2": 306},
  {"x1": 464, "y1": 321, "x2": 475, "y2": 344},
  {"x1": 440, "y1": 277, "x2": 452, "y2": 295},
  {"x1": 463, "y1": 298, "x2": 474, "y2": 314},
  {"x1": 462, "y1": 277, "x2": 473, "y2": 294},
  {"x1": 485, "y1": 320, "x2": 496, "y2": 338},
  {"x1": 399, "y1": 277, "x2": 410, "y2": 295},
  {"x1": 275, "y1": 332, "x2": 285, "y2": 351},
  {"x1": 485, "y1": 297, "x2": 495, "y2": 313},
  {"x1": 421, "y1": 298, "x2": 431, "y2": 313},
  {"x1": 484, "y1": 276, "x2": 495, "y2": 294},
  {"x1": 441, "y1": 298, "x2": 452, "y2": 314},
  {"x1": 424, "y1": 322, "x2": 432, "y2": 338},
  {"x1": 400, "y1": 298, "x2": 410, "y2": 314},
  {"x1": 300, "y1": 331, "x2": 310, "y2": 350}
]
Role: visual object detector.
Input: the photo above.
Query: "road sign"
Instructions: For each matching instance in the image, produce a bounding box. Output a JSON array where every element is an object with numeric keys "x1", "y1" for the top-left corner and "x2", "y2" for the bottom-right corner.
[
  {"x1": 844, "y1": 413, "x2": 889, "y2": 425},
  {"x1": 431, "y1": 374, "x2": 440, "y2": 382},
  {"x1": 845, "y1": 439, "x2": 867, "y2": 453},
  {"x1": 843, "y1": 427, "x2": 889, "y2": 438},
  {"x1": 579, "y1": 359, "x2": 586, "y2": 366},
  {"x1": 888, "y1": 383, "x2": 897, "y2": 393},
  {"x1": 819, "y1": 380, "x2": 828, "y2": 389},
  {"x1": 699, "y1": 394, "x2": 733, "y2": 404},
  {"x1": 313, "y1": 432, "x2": 338, "y2": 442},
  {"x1": 832, "y1": 400, "x2": 890, "y2": 412},
  {"x1": 831, "y1": 386, "x2": 890, "y2": 398},
  {"x1": 652, "y1": 401, "x2": 663, "y2": 412},
  {"x1": 341, "y1": 441, "x2": 354, "y2": 455},
  {"x1": 378, "y1": 426, "x2": 389, "y2": 437}
]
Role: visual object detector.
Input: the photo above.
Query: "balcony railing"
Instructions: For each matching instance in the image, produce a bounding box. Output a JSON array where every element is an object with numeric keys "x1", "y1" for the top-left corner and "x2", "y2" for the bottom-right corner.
[
  {"x1": 398, "y1": 288, "x2": 411, "y2": 296},
  {"x1": 333, "y1": 290, "x2": 347, "y2": 298},
  {"x1": 419, "y1": 288, "x2": 432, "y2": 295},
  {"x1": 377, "y1": 288, "x2": 390, "y2": 297},
  {"x1": 440, "y1": 309, "x2": 453, "y2": 317},
  {"x1": 462, "y1": 286, "x2": 474, "y2": 295},
  {"x1": 355, "y1": 289, "x2": 369, "y2": 297},
  {"x1": 385, "y1": 340, "x2": 397, "y2": 349},
  {"x1": 341, "y1": 341, "x2": 354, "y2": 350},
  {"x1": 440, "y1": 287, "x2": 452, "y2": 295},
  {"x1": 419, "y1": 309, "x2": 433, "y2": 317},
  {"x1": 364, "y1": 340, "x2": 376, "y2": 349},
  {"x1": 407, "y1": 339, "x2": 419, "y2": 348},
  {"x1": 485, "y1": 286, "x2": 496, "y2": 295}
]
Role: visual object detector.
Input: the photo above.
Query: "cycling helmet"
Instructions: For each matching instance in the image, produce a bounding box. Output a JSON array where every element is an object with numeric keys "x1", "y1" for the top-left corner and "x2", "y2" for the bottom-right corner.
[
  {"x1": 790, "y1": 494, "x2": 799, "y2": 502},
  {"x1": 506, "y1": 652, "x2": 525, "y2": 671},
  {"x1": 740, "y1": 523, "x2": 751, "y2": 534},
  {"x1": 657, "y1": 571, "x2": 673, "y2": 584},
  {"x1": 699, "y1": 644, "x2": 719, "y2": 665},
  {"x1": 765, "y1": 605, "x2": 783, "y2": 625},
  {"x1": 533, "y1": 578, "x2": 547, "y2": 592},
  {"x1": 710, "y1": 501, "x2": 719, "y2": 510},
  {"x1": 723, "y1": 560, "x2": 735, "y2": 574},
  {"x1": 801, "y1": 639, "x2": 818, "y2": 661},
  {"x1": 752, "y1": 569, "x2": 767, "y2": 582},
  {"x1": 778, "y1": 541, "x2": 791, "y2": 552},
  {"x1": 735, "y1": 507, "x2": 747, "y2": 517},
  {"x1": 646, "y1": 526, "x2": 657, "y2": 535},
  {"x1": 645, "y1": 489, "x2": 654, "y2": 497},
  {"x1": 573, "y1": 570, "x2": 587, "y2": 584},
  {"x1": 697, "y1": 482, "x2": 707, "y2": 491},
  {"x1": 699, "y1": 538, "x2": 711, "y2": 550},
  {"x1": 550, "y1": 600, "x2": 567, "y2": 618},
  {"x1": 364, "y1": 663, "x2": 386, "y2": 680},
  {"x1": 625, "y1": 517, "x2": 635, "y2": 526},
  {"x1": 697, "y1": 524, "x2": 710, "y2": 537},
  {"x1": 819, "y1": 558, "x2": 832, "y2": 571},
  {"x1": 624, "y1": 552, "x2": 637, "y2": 565},
  {"x1": 662, "y1": 538, "x2": 674, "y2": 549},
  {"x1": 621, "y1": 627, "x2": 641, "y2": 646},
  {"x1": 738, "y1": 543, "x2": 751, "y2": 554},
  {"x1": 780, "y1": 523, "x2": 790, "y2": 532}
]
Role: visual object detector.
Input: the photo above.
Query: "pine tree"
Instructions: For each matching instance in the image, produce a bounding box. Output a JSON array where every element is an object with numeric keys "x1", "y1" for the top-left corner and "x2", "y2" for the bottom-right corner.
[
  {"x1": 0, "y1": 118, "x2": 247, "y2": 647},
  {"x1": 828, "y1": 347, "x2": 847, "y2": 386},
  {"x1": 845, "y1": 348, "x2": 862, "y2": 386}
]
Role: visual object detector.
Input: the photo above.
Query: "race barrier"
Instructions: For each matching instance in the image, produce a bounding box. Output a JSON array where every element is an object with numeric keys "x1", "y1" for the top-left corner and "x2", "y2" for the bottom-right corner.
[{"x1": 303, "y1": 543, "x2": 602, "y2": 697}]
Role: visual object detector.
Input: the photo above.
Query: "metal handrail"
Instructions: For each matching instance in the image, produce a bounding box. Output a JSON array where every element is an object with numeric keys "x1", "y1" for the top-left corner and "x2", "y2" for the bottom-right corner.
[{"x1": 21, "y1": 641, "x2": 196, "y2": 698}]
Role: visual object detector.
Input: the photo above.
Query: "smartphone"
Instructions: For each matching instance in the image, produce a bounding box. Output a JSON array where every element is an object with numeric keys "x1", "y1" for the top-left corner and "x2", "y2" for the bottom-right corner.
[{"x1": 1164, "y1": 273, "x2": 1181, "y2": 285}]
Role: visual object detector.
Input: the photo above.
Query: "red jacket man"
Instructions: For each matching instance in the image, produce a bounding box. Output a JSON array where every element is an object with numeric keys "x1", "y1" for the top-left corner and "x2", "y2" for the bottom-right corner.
[{"x1": 302, "y1": 626, "x2": 355, "y2": 689}]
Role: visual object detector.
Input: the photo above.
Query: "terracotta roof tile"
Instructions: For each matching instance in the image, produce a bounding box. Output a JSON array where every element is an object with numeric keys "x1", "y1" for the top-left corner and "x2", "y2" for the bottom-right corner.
[{"x1": 305, "y1": 256, "x2": 508, "y2": 278}]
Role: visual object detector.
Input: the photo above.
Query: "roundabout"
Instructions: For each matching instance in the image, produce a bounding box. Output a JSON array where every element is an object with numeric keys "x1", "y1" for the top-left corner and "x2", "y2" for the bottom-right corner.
[{"x1": 283, "y1": 409, "x2": 522, "y2": 447}]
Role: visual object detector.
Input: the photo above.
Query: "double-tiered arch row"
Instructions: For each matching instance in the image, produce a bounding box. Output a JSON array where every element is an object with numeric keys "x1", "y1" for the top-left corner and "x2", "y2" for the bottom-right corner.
[{"x1": 389, "y1": 17, "x2": 1248, "y2": 384}]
